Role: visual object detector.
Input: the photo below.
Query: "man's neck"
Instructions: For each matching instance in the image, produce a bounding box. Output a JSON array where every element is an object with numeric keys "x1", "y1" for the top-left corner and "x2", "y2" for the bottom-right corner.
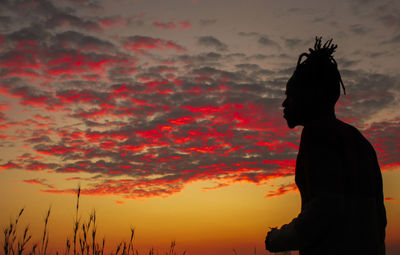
[{"x1": 302, "y1": 112, "x2": 336, "y2": 127}]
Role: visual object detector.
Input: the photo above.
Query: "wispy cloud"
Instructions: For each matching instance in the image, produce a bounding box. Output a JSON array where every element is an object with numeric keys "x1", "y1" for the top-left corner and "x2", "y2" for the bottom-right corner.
[{"x1": 197, "y1": 36, "x2": 228, "y2": 51}]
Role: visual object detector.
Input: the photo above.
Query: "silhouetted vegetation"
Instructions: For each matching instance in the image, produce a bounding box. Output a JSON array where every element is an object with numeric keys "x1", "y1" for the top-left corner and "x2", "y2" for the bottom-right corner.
[{"x1": 1, "y1": 187, "x2": 185, "y2": 255}]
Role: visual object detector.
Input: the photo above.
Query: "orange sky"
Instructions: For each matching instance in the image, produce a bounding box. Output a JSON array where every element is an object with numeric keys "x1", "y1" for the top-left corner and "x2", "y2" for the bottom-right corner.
[{"x1": 1, "y1": 171, "x2": 400, "y2": 254}]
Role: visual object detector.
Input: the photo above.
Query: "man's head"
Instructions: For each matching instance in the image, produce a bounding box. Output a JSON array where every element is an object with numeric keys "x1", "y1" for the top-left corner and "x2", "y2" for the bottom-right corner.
[{"x1": 282, "y1": 37, "x2": 345, "y2": 128}]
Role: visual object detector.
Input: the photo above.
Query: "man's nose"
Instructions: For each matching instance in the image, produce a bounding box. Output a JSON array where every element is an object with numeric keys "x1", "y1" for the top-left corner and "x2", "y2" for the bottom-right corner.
[{"x1": 282, "y1": 98, "x2": 287, "y2": 107}]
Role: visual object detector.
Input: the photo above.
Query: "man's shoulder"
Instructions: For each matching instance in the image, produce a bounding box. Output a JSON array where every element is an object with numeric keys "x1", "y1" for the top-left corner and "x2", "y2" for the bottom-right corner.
[
  {"x1": 301, "y1": 118, "x2": 363, "y2": 143},
  {"x1": 335, "y1": 119, "x2": 367, "y2": 142}
]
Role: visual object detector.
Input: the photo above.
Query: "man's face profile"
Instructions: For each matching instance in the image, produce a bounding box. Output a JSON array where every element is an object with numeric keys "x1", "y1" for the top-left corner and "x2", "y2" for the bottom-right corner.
[{"x1": 282, "y1": 76, "x2": 304, "y2": 129}]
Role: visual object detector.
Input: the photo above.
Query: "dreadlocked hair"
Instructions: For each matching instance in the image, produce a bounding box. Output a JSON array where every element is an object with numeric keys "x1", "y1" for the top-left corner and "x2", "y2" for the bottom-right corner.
[{"x1": 292, "y1": 36, "x2": 345, "y2": 107}]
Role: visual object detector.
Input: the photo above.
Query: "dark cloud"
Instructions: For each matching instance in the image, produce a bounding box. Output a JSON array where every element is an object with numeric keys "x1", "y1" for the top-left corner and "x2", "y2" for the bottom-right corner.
[
  {"x1": 246, "y1": 54, "x2": 268, "y2": 60},
  {"x1": 235, "y1": 63, "x2": 261, "y2": 70},
  {"x1": 258, "y1": 36, "x2": 280, "y2": 49},
  {"x1": 348, "y1": 0, "x2": 376, "y2": 15},
  {"x1": 197, "y1": 36, "x2": 228, "y2": 51},
  {"x1": 25, "y1": 135, "x2": 52, "y2": 144},
  {"x1": 238, "y1": 32, "x2": 259, "y2": 37},
  {"x1": 375, "y1": 1, "x2": 400, "y2": 31},
  {"x1": 283, "y1": 38, "x2": 303, "y2": 49},
  {"x1": 0, "y1": 16, "x2": 13, "y2": 29},
  {"x1": 340, "y1": 70, "x2": 399, "y2": 123},
  {"x1": 7, "y1": 24, "x2": 50, "y2": 42},
  {"x1": 178, "y1": 52, "x2": 223, "y2": 67},
  {"x1": 378, "y1": 14, "x2": 400, "y2": 29},
  {"x1": 52, "y1": 31, "x2": 115, "y2": 52},
  {"x1": 45, "y1": 13, "x2": 102, "y2": 31},
  {"x1": 349, "y1": 24, "x2": 370, "y2": 35},
  {"x1": 383, "y1": 33, "x2": 400, "y2": 44},
  {"x1": 0, "y1": 0, "x2": 102, "y2": 32},
  {"x1": 336, "y1": 57, "x2": 359, "y2": 68},
  {"x1": 199, "y1": 19, "x2": 217, "y2": 26}
]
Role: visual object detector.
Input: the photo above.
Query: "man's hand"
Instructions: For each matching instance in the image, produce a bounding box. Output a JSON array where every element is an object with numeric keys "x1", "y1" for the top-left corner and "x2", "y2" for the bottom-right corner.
[
  {"x1": 265, "y1": 227, "x2": 279, "y2": 252},
  {"x1": 265, "y1": 223, "x2": 300, "y2": 252}
]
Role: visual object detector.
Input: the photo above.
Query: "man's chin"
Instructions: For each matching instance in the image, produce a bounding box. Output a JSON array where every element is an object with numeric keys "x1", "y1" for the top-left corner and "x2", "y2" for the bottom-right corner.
[{"x1": 285, "y1": 119, "x2": 297, "y2": 129}]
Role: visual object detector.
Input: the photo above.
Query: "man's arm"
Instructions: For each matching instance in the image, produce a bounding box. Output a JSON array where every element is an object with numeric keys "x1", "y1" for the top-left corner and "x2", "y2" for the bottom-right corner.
[{"x1": 266, "y1": 125, "x2": 346, "y2": 252}]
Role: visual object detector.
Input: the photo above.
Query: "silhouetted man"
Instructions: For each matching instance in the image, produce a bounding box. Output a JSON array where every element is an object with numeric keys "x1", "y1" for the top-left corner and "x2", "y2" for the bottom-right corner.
[{"x1": 265, "y1": 37, "x2": 387, "y2": 255}]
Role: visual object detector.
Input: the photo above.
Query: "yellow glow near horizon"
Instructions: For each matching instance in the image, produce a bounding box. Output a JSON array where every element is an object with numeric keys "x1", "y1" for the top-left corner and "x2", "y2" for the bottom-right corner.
[{"x1": 1, "y1": 169, "x2": 399, "y2": 254}]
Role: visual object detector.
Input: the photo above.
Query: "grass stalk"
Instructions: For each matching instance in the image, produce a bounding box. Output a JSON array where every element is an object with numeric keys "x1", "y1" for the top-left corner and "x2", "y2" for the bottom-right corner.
[
  {"x1": 65, "y1": 238, "x2": 70, "y2": 255},
  {"x1": 41, "y1": 207, "x2": 51, "y2": 255},
  {"x1": 167, "y1": 241, "x2": 176, "y2": 255},
  {"x1": 3, "y1": 208, "x2": 24, "y2": 255},
  {"x1": 233, "y1": 248, "x2": 238, "y2": 255},
  {"x1": 91, "y1": 210, "x2": 96, "y2": 255},
  {"x1": 99, "y1": 238, "x2": 105, "y2": 255},
  {"x1": 17, "y1": 225, "x2": 32, "y2": 255},
  {"x1": 127, "y1": 228, "x2": 134, "y2": 255},
  {"x1": 73, "y1": 185, "x2": 81, "y2": 255},
  {"x1": 115, "y1": 242, "x2": 122, "y2": 255}
]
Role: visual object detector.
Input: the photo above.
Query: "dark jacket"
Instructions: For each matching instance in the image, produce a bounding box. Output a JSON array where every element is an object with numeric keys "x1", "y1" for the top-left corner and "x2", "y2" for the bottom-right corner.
[{"x1": 266, "y1": 118, "x2": 387, "y2": 255}]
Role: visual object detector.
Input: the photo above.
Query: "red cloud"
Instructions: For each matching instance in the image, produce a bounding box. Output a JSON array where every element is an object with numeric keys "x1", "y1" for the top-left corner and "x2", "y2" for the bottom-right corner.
[
  {"x1": 98, "y1": 17, "x2": 127, "y2": 27},
  {"x1": 153, "y1": 21, "x2": 177, "y2": 30},
  {"x1": 0, "y1": 50, "x2": 41, "y2": 71},
  {"x1": 153, "y1": 20, "x2": 191, "y2": 30},
  {"x1": 264, "y1": 183, "x2": 297, "y2": 198},
  {"x1": 0, "y1": 103, "x2": 10, "y2": 112},
  {"x1": 36, "y1": 145, "x2": 76, "y2": 156},
  {"x1": 22, "y1": 178, "x2": 54, "y2": 188},
  {"x1": 33, "y1": 114, "x2": 51, "y2": 121},
  {"x1": 0, "y1": 86, "x2": 56, "y2": 109},
  {"x1": 20, "y1": 95, "x2": 52, "y2": 107},
  {"x1": 46, "y1": 53, "x2": 117, "y2": 76},
  {"x1": 41, "y1": 177, "x2": 183, "y2": 199},
  {"x1": 0, "y1": 46, "x2": 44, "y2": 80},
  {"x1": 179, "y1": 21, "x2": 191, "y2": 29},
  {"x1": 25, "y1": 162, "x2": 55, "y2": 171},
  {"x1": 124, "y1": 36, "x2": 185, "y2": 52},
  {"x1": 201, "y1": 182, "x2": 229, "y2": 190},
  {"x1": 0, "y1": 161, "x2": 22, "y2": 170},
  {"x1": 56, "y1": 90, "x2": 98, "y2": 104},
  {"x1": 183, "y1": 103, "x2": 286, "y2": 134},
  {"x1": 76, "y1": 108, "x2": 109, "y2": 119},
  {"x1": 262, "y1": 159, "x2": 296, "y2": 169},
  {"x1": 169, "y1": 116, "x2": 194, "y2": 125}
]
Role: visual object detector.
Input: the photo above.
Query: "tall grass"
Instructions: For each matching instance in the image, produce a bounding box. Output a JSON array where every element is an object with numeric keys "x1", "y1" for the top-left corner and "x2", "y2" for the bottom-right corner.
[{"x1": 1, "y1": 187, "x2": 185, "y2": 255}]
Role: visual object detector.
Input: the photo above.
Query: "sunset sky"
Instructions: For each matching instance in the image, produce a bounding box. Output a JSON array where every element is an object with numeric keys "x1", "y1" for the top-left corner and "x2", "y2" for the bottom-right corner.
[{"x1": 0, "y1": 0, "x2": 400, "y2": 254}]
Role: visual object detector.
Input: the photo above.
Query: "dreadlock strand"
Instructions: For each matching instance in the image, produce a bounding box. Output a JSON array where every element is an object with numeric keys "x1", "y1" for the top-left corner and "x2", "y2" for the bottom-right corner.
[
  {"x1": 297, "y1": 53, "x2": 309, "y2": 67},
  {"x1": 323, "y1": 38, "x2": 333, "y2": 49},
  {"x1": 315, "y1": 36, "x2": 322, "y2": 50},
  {"x1": 341, "y1": 79, "x2": 346, "y2": 95},
  {"x1": 331, "y1": 57, "x2": 346, "y2": 95}
]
